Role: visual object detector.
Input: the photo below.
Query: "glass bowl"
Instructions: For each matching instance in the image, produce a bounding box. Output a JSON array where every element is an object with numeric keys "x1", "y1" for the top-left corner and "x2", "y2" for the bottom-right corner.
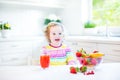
[{"x1": 77, "y1": 57, "x2": 103, "y2": 67}]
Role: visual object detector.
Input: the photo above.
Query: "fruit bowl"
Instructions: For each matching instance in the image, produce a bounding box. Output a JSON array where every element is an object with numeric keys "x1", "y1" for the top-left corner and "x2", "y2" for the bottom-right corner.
[
  {"x1": 76, "y1": 48, "x2": 104, "y2": 68},
  {"x1": 77, "y1": 57, "x2": 103, "y2": 67}
]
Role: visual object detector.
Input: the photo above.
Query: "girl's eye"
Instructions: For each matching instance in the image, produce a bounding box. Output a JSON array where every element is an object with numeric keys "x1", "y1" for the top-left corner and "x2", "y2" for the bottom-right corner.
[
  {"x1": 59, "y1": 33, "x2": 62, "y2": 35},
  {"x1": 53, "y1": 33, "x2": 56, "y2": 35}
]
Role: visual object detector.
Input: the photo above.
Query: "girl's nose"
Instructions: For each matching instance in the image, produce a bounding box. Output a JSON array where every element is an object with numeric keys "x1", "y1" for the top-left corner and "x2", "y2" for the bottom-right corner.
[{"x1": 56, "y1": 33, "x2": 61, "y2": 37}]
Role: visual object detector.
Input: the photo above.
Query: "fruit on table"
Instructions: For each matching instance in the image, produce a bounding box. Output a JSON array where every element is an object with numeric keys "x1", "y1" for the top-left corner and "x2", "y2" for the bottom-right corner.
[
  {"x1": 76, "y1": 51, "x2": 82, "y2": 57},
  {"x1": 82, "y1": 53, "x2": 87, "y2": 57},
  {"x1": 76, "y1": 48, "x2": 104, "y2": 66},
  {"x1": 91, "y1": 58, "x2": 97, "y2": 65},
  {"x1": 93, "y1": 50, "x2": 99, "y2": 53},
  {"x1": 70, "y1": 67, "x2": 77, "y2": 74},
  {"x1": 76, "y1": 48, "x2": 104, "y2": 58},
  {"x1": 76, "y1": 48, "x2": 88, "y2": 57},
  {"x1": 80, "y1": 66, "x2": 87, "y2": 73},
  {"x1": 90, "y1": 53, "x2": 104, "y2": 58},
  {"x1": 80, "y1": 48, "x2": 86, "y2": 54},
  {"x1": 82, "y1": 58, "x2": 89, "y2": 65},
  {"x1": 84, "y1": 70, "x2": 95, "y2": 75},
  {"x1": 69, "y1": 66, "x2": 95, "y2": 75},
  {"x1": 70, "y1": 66, "x2": 87, "y2": 74}
]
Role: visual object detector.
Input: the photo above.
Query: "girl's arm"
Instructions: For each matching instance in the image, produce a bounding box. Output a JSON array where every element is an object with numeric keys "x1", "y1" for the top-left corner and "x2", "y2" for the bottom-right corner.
[{"x1": 66, "y1": 48, "x2": 76, "y2": 65}]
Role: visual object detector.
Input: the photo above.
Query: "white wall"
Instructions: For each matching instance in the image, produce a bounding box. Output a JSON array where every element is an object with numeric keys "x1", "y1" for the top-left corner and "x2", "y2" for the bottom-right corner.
[
  {"x1": 0, "y1": 3, "x2": 63, "y2": 37},
  {"x1": 0, "y1": 0, "x2": 93, "y2": 37},
  {"x1": 60, "y1": 0, "x2": 92, "y2": 36},
  {"x1": 60, "y1": 0, "x2": 82, "y2": 36}
]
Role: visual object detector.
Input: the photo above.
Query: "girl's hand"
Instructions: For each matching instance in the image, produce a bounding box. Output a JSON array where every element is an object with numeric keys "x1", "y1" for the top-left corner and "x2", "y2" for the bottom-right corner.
[{"x1": 68, "y1": 61, "x2": 76, "y2": 65}]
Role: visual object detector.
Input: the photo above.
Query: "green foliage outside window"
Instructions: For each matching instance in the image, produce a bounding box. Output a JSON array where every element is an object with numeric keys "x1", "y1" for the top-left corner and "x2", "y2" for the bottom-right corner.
[{"x1": 93, "y1": 0, "x2": 120, "y2": 27}]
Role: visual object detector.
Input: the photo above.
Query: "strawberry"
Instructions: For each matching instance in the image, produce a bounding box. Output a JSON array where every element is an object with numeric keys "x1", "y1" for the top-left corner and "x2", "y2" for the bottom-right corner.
[
  {"x1": 82, "y1": 58, "x2": 88, "y2": 65},
  {"x1": 80, "y1": 66, "x2": 87, "y2": 73},
  {"x1": 76, "y1": 51, "x2": 82, "y2": 57},
  {"x1": 93, "y1": 50, "x2": 99, "y2": 53},
  {"x1": 70, "y1": 67, "x2": 77, "y2": 74}
]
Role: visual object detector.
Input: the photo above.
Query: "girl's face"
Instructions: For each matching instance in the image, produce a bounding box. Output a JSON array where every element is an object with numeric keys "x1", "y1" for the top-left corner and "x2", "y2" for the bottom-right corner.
[{"x1": 49, "y1": 26, "x2": 64, "y2": 46}]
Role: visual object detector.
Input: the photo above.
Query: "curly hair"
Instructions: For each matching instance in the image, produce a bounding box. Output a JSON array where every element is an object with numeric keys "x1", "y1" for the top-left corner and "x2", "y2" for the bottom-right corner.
[{"x1": 44, "y1": 22, "x2": 64, "y2": 43}]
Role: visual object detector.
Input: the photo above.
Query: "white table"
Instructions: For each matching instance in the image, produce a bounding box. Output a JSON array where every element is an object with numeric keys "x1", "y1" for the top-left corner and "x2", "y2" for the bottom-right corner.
[{"x1": 0, "y1": 63, "x2": 120, "y2": 80}]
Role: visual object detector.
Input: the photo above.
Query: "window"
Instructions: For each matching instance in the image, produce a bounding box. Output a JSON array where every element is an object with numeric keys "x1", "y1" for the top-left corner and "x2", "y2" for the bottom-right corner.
[{"x1": 92, "y1": 0, "x2": 120, "y2": 37}]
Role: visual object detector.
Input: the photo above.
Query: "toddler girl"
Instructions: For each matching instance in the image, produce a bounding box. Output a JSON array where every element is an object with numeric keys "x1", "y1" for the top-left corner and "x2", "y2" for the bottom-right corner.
[{"x1": 42, "y1": 22, "x2": 75, "y2": 65}]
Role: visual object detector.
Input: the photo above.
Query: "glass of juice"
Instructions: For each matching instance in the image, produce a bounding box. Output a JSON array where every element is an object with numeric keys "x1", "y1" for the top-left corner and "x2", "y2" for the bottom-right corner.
[{"x1": 40, "y1": 54, "x2": 50, "y2": 69}]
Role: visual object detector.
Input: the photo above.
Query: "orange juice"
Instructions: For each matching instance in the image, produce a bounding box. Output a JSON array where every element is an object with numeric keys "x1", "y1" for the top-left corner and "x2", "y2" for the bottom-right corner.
[{"x1": 40, "y1": 55, "x2": 50, "y2": 69}]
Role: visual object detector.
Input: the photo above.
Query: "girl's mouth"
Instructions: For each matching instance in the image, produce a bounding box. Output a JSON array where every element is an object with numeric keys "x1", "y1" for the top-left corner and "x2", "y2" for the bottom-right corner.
[{"x1": 55, "y1": 39, "x2": 60, "y2": 41}]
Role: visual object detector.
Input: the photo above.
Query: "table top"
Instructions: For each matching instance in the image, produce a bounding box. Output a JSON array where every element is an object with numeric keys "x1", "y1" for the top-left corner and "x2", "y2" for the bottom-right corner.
[{"x1": 0, "y1": 63, "x2": 120, "y2": 80}]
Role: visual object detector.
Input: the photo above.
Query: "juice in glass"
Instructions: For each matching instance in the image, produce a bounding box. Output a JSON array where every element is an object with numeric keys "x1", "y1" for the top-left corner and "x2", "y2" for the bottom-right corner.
[{"x1": 40, "y1": 54, "x2": 50, "y2": 69}]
